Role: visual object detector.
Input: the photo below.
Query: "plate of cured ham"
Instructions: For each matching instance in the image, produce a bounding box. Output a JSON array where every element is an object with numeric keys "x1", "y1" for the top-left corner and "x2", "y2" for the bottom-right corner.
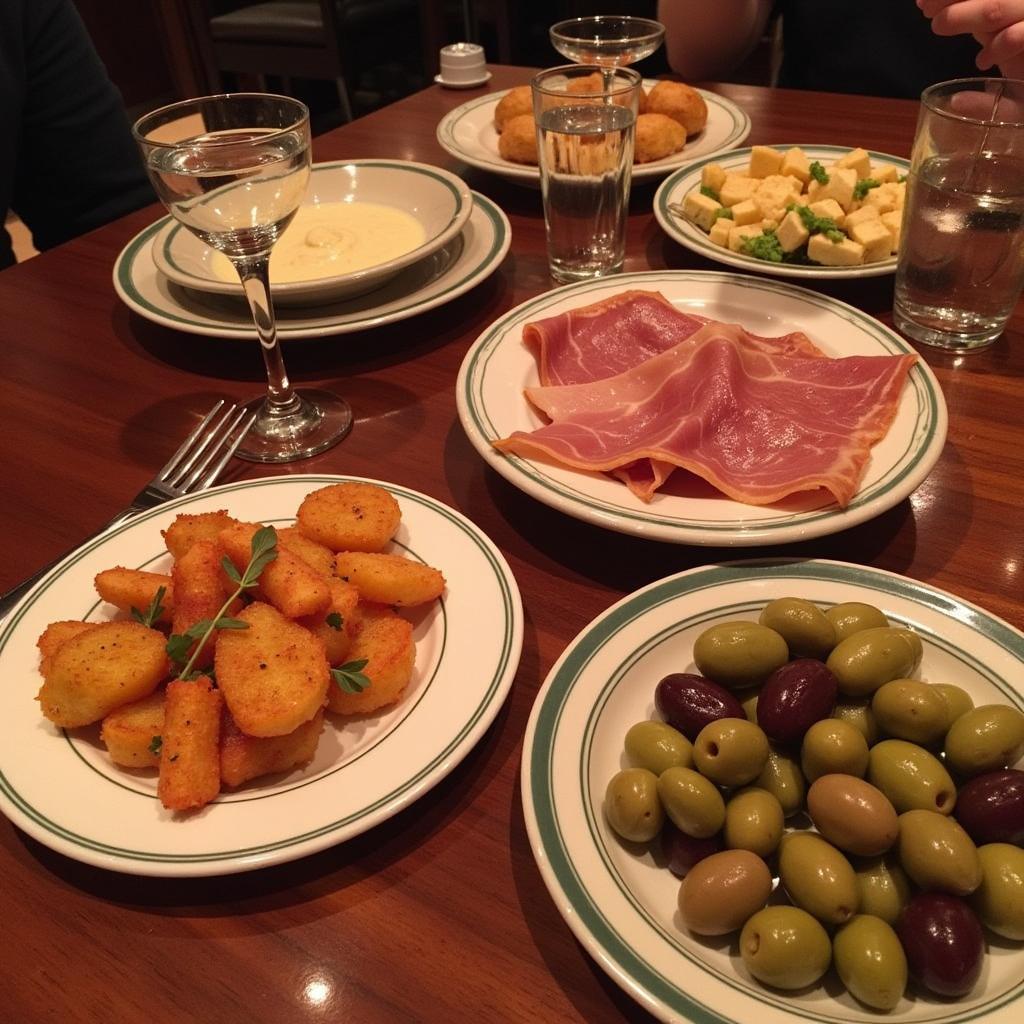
[{"x1": 455, "y1": 271, "x2": 947, "y2": 545}]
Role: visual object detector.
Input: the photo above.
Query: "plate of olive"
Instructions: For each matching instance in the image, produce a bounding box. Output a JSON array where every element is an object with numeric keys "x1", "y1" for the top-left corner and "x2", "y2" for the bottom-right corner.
[{"x1": 521, "y1": 558, "x2": 1024, "y2": 1024}]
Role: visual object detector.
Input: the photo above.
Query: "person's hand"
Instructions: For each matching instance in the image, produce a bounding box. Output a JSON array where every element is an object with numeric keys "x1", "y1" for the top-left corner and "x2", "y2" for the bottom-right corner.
[{"x1": 918, "y1": 0, "x2": 1024, "y2": 77}]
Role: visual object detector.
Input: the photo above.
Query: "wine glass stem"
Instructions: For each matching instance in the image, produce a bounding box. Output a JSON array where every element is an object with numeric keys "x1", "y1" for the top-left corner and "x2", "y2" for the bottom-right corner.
[{"x1": 234, "y1": 255, "x2": 301, "y2": 415}]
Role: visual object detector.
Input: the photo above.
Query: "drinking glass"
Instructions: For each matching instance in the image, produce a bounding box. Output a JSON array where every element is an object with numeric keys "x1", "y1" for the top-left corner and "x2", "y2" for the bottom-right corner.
[
  {"x1": 133, "y1": 94, "x2": 352, "y2": 462},
  {"x1": 894, "y1": 77, "x2": 1024, "y2": 352},
  {"x1": 549, "y1": 15, "x2": 665, "y2": 67}
]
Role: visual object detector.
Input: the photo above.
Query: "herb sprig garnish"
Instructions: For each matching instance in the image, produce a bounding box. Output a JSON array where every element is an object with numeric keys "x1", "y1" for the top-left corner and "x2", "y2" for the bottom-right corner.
[
  {"x1": 166, "y1": 526, "x2": 278, "y2": 680},
  {"x1": 131, "y1": 586, "x2": 167, "y2": 628},
  {"x1": 809, "y1": 161, "x2": 829, "y2": 185},
  {"x1": 853, "y1": 177, "x2": 881, "y2": 200},
  {"x1": 331, "y1": 659, "x2": 371, "y2": 694}
]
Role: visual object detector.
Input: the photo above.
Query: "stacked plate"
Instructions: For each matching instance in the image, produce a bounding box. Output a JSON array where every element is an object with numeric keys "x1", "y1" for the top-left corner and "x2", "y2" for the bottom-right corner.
[{"x1": 114, "y1": 160, "x2": 511, "y2": 340}]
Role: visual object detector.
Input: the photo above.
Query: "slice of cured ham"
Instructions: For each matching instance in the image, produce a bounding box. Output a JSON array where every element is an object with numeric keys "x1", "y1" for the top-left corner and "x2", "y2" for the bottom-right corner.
[{"x1": 496, "y1": 321, "x2": 916, "y2": 508}]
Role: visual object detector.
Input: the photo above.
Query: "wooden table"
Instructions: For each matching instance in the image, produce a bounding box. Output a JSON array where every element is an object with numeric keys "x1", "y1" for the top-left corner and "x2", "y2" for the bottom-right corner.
[{"x1": 1, "y1": 67, "x2": 1021, "y2": 1023}]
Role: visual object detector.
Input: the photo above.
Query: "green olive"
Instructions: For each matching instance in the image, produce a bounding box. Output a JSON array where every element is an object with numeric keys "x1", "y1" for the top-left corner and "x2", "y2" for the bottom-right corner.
[
  {"x1": 833, "y1": 914, "x2": 907, "y2": 1011},
  {"x1": 604, "y1": 768, "x2": 664, "y2": 843},
  {"x1": 677, "y1": 849, "x2": 773, "y2": 935},
  {"x1": 807, "y1": 774, "x2": 898, "y2": 856},
  {"x1": 624, "y1": 720, "x2": 693, "y2": 776},
  {"x1": 893, "y1": 627, "x2": 924, "y2": 665},
  {"x1": 970, "y1": 843, "x2": 1024, "y2": 940},
  {"x1": 736, "y1": 687, "x2": 760, "y2": 724},
  {"x1": 854, "y1": 855, "x2": 912, "y2": 925},
  {"x1": 933, "y1": 683, "x2": 975, "y2": 730},
  {"x1": 825, "y1": 627, "x2": 921, "y2": 698},
  {"x1": 723, "y1": 787, "x2": 784, "y2": 857},
  {"x1": 778, "y1": 831, "x2": 859, "y2": 925},
  {"x1": 897, "y1": 809, "x2": 982, "y2": 895},
  {"x1": 693, "y1": 717, "x2": 770, "y2": 787},
  {"x1": 758, "y1": 597, "x2": 836, "y2": 659},
  {"x1": 866, "y1": 739, "x2": 957, "y2": 815},
  {"x1": 692, "y1": 620, "x2": 789, "y2": 690},
  {"x1": 825, "y1": 602, "x2": 890, "y2": 643},
  {"x1": 801, "y1": 718, "x2": 869, "y2": 783},
  {"x1": 832, "y1": 700, "x2": 880, "y2": 746},
  {"x1": 871, "y1": 679, "x2": 949, "y2": 746},
  {"x1": 656, "y1": 766, "x2": 725, "y2": 838},
  {"x1": 754, "y1": 745, "x2": 806, "y2": 817},
  {"x1": 944, "y1": 704, "x2": 1024, "y2": 777},
  {"x1": 740, "y1": 905, "x2": 832, "y2": 989}
]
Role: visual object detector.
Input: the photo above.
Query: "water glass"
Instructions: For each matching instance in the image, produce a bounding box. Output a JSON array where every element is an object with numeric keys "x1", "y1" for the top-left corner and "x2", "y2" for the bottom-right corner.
[
  {"x1": 894, "y1": 77, "x2": 1024, "y2": 352},
  {"x1": 532, "y1": 65, "x2": 642, "y2": 283}
]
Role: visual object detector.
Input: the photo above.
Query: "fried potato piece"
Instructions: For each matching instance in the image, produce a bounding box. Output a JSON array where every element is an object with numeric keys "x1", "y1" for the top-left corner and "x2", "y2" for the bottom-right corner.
[
  {"x1": 94, "y1": 568, "x2": 174, "y2": 624},
  {"x1": 100, "y1": 690, "x2": 165, "y2": 768},
  {"x1": 214, "y1": 601, "x2": 330, "y2": 737},
  {"x1": 634, "y1": 112, "x2": 686, "y2": 163},
  {"x1": 220, "y1": 707, "x2": 323, "y2": 787},
  {"x1": 37, "y1": 621, "x2": 168, "y2": 728},
  {"x1": 162, "y1": 510, "x2": 239, "y2": 560},
  {"x1": 296, "y1": 482, "x2": 401, "y2": 554},
  {"x1": 494, "y1": 84, "x2": 532, "y2": 132},
  {"x1": 298, "y1": 577, "x2": 361, "y2": 666},
  {"x1": 638, "y1": 86, "x2": 649, "y2": 115},
  {"x1": 172, "y1": 538, "x2": 231, "y2": 669},
  {"x1": 334, "y1": 551, "x2": 445, "y2": 607},
  {"x1": 37, "y1": 620, "x2": 102, "y2": 678},
  {"x1": 158, "y1": 676, "x2": 222, "y2": 811},
  {"x1": 220, "y1": 521, "x2": 330, "y2": 619},
  {"x1": 328, "y1": 605, "x2": 414, "y2": 715},
  {"x1": 498, "y1": 113, "x2": 538, "y2": 165},
  {"x1": 646, "y1": 80, "x2": 707, "y2": 136},
  {"x1": 277, "y1": 526, "x2": 336, "y2": 577}
]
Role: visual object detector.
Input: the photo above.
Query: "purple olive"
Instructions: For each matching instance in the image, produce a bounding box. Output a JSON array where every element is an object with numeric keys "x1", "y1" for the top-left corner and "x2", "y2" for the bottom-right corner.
[
  {"x1": 756, "y1": 659, "x2": 838, "y2": 745},
  {"x1": 662, "y1": 819, "x2": 723, "y2": 877},
  {"x1": 655, "y1": 674, "x2": 744, "y2": 741},
  {"x1": 955, "y1": 769, "x2": 1024, "y2": 846},
  {"x1": 896, "y1": 893, "x2": 985, "y2": 997}
]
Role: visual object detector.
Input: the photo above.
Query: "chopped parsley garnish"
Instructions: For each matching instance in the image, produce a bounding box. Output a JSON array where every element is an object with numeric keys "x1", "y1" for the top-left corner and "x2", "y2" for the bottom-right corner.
[
  {"x1": 740, "y1": 229, "x2": 784, "y2": 263},
  {"x1": 789, "y1": 203, "x2": 845, "y2": 243},
  {"x1": 148, "y1": 735, "x2": 162, "y2": 755},
  {"x1": 700, "y1": 184, "x2": 721, "y2": 202},
  {"x1": 325, "y1": 612, "x2": 343, "y2": 631},
  {"x1": 714, "y1": 207, "x2": 733, "y2": 220},
  {"x1": 853, "y1": 178, "x2": 881, "y2": 200},
  {"x1": 809, "y1": 161, "x2": 829, "y2": 185}
]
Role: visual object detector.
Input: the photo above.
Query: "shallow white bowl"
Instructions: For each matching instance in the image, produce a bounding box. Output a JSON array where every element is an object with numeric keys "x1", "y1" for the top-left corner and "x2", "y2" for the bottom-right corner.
[{"x1": 151, "y1": 159, "x2": 474, "y2": 305}]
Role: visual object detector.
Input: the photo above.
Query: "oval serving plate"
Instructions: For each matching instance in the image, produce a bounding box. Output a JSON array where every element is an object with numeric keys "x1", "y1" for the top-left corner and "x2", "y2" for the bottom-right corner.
[{"x1": 522, "y1": 558, "x2": 1024, "y2": 1024}]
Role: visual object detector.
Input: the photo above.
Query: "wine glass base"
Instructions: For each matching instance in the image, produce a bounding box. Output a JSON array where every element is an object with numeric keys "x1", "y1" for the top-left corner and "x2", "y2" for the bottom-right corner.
[{"x1": 235, "y1": 389, "x2": 352, "y2": 463}]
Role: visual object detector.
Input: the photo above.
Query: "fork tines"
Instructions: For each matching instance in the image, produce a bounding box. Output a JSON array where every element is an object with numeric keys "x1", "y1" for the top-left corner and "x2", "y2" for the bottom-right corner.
[{"x1": 159, "y1": 401, "x2": 257, "y2": 492}]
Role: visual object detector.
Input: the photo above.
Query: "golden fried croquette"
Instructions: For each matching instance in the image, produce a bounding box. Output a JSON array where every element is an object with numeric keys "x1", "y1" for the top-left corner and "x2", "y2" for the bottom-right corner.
[
  {"x1": 296, "y1": 482, "x2": 401, "y2": 554},
  {"x1": 276, "y1": 526, "x2": 335, "y2": 577},
  {"x1": 494, "y1": 85, "x2": 533, "y2": 132},
  {"x1": 100, "y1": 690, "x2": 165, "y2": 768},
  {"x1": 334, "y1": 551, "x2": 446, "y2": 607},
  {"x1": 37, "y1": 620, "x2": 102, "y2": 678},
  {"x1": 94, "y1": 568, "x2": 174, "y2": 624},
  {"x1": 220, "y1": 707, "x2": 323, "y2": 788},
  {"x1": 298, "y1": 577, "x2": 361, "y2": 666},
  {"x1": 638, "y1": 86, "x2": 649, "y2": 115},
  {"x1": 566, "y1": 71, "x2": 603, "y2": 95},
  {"x1": 646, "y1": 80, "x2": 708, "y2": 137},
  {"x1": 327, "y1": 605, "x2": 414, "y2": 715},
  {"x1": 158, "y1": 676, "x2": 222, "y2": 811},
  {"x1": 172, "y1": 538, "x2": 231, "y2": 669},
  {"x1": 633, "y1": 113, "x2": 686, "y2": 163},
  {"x1": 497, "y1": 113, "x2": 538, "y2": 165},
  {"x1": 162, "y1": 510, "x2": 239, "y2": 560}
]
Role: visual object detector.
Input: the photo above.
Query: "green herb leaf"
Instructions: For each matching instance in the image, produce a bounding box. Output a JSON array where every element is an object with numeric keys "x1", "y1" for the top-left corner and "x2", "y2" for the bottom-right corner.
[
  {"x1": 131, "y1": 585, "x2": 167, "y2": 629},
  {"x1": 740, "y1": 229, "x2": 784, "y2": 263},
  {"x1": 221, "y1": 556, "x2": 242, "y2": 585},
  {"x1": 331, "y1": 658, "x2": 371, "y2": 694},
  {"x1": 241, "y1": 526, "x2": 279, "y2": 588},
  {"x1": 824, "y1": 228, "x2": 846, "y2": 244},
  {"x1": 809, "y1": 161, "x2": 829, "y2": 185},
  {"x1": 325, "y1": 612, "x2": 343, "y2": 631},
  {"x1": 853, "y1": 177, "x2": 881, "y2": 200},
  {"x1": 700, "y1": 184, "x2": 721, "y2": 202},
  {"x1": 148, "y1": 735, "x2": 162, "y2": 755},
  {"x1": 898, "y1": 173, "x2": 907, "y2": 183},
  {"x1": 791, "y1": 203, "x2": 843, "y2": 238},
  {"x1": 166, "y1": 631, "x2": 197, "y2": 666},
  {"x1": 715, "y1": 207, "x2": 733, "y2": 220}
]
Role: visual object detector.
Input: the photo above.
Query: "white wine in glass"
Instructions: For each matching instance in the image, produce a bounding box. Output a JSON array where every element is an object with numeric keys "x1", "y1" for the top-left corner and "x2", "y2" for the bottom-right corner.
[{"x1": 133, "y1": 93, "x2": 351, "y2": 462}]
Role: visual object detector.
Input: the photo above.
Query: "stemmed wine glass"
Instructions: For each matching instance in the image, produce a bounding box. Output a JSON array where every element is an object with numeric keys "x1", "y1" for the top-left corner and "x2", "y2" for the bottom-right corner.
[
  {"x1": 549, "y1": 15, "x2": 665, "y2": 67},
  {"x1": 133, "y1": 94, "x2": 351, "y2": 463}
]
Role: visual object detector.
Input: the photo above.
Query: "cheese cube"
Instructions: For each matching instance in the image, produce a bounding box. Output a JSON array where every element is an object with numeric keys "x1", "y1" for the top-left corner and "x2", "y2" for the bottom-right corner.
[
  {"x1": 862, "y1": 181, "x2": 902, "y2": 214},
  {"x1": 780, "y1": 147, "x2": 811, "y2": 185},
  {"x1": 748, "y1": 145, "x2": 784, "y2": 178},
  {"x1": 873, "y1": 163, "x2": 901, "y2": 184},
  {"x1": 807, "y1": 232, "x2": 865, "y2": 267},
  {"x1": 834, "y1": 147, "x2": 871, "y2": 180},
  {"x1": 719, "y1": 174, "x2": 759, "y2": 207},
  {"x1": 708, "y1": 216, "x2": 732, "y2": 247},
  {"x1": 683, "y1": 190, "x2": 722, "y2": 232},
  {"x1": 844, "y1": 204, "x2": 881, "y2": 230},
  {"x1": 728, "y1": 222, "x2": 766, "y2": 252},
  {"x1": 702, "y1": 162, "x2": 727, "y2": 194},
  {"x1": 730, "y1": 198, "x2": 762, "y2": 226},
  {"x1": 807, "y1": 166, "x2": 857, "y2": 211},
  {"x1": 849, "y1": 218, "x2": 893, "y2": 263},
  {"x1": 754, "y1": 174, "x2": 803, "y2": 222},
  {"x1": 808, "y1": 198, "x2": 847, "y2": 228},
  {"x1": 881, "y1": 209, "x2": 903, "y2": 252},
  {"x1": 776, "y1": 210, "x2": 810, "y2": 253}
]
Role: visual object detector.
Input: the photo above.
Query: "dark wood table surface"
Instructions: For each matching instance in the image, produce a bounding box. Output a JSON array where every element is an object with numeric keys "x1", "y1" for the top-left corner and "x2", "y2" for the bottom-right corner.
[{"x1": 1, "y1": 66, "x2": 1021, "y2": 1023}]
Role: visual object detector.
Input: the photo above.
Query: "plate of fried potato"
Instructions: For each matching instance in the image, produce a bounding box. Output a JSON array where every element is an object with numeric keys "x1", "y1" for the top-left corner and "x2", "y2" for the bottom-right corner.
[{"x1": 0, "y1": 475, "x2": 522, "y2": 876}]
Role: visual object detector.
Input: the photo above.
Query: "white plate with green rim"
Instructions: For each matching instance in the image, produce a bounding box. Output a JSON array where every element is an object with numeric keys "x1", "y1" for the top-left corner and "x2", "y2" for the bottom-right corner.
[
  {"x1": 521, "y1": 558, "x2": 1024, "y2": 1024},
  {"x1": 113, "y1": 190, "x2": 510, "y2": 339},
  {"x1": 653, "y1": 145, "x2": 910, "y2": 279},
  {"x1": 455, "y1": 270, "x2": 947, "y2": 546},
  {"x1": 435, "y1": 84, "x2": 751, "y2": 186},
  {"x1": 0, "y1": 475, "x2": 523, "y2": 877}
]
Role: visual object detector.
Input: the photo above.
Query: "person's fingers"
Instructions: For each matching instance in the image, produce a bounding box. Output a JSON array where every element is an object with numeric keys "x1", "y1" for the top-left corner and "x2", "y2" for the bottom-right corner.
[
  {"x1": 917, "y1": 0, "x2": 961, "y2": 17},
  {"x1": 947, "y1": 88, "x2": 1024, "y2": 122},
  {"x1": 927, "y1": 0, "x2": 1024, "y2": 37},
  {"x1": 981, "y1": 21, "x2": 1024, "y2": 64}
]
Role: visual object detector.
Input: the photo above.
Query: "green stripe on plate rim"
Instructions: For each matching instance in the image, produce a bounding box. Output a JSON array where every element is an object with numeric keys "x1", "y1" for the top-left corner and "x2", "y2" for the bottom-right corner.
[
  {"x1": 528, "y1": 560, "x2": 1024, "y2": 1024},
  {"x1": 0, "y1": 476, "x2": 519, "y2": 864},
  {"x1": 160, "y1": 160, "x2": 469, "y2": 284},
  {"x1": 462, "y1": 269, "x2": 940, "y2": 531},
  {"x1": 115, "y1": 191, "x2": 507, "y2": 335},
  {"x1": 655, "y1": 146, "x2": 911, "y2": 271}
]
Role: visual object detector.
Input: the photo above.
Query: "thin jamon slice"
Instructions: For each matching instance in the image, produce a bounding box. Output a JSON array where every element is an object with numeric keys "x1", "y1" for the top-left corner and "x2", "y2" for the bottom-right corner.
[{"x1": 496, "y1": 322, "x2": 916, "y2": 508}]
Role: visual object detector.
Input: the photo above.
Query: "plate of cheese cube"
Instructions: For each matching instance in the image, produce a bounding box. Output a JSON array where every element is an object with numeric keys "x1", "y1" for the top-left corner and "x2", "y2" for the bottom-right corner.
[{"x1": 653, "y1": 144, "x2": 910, "y2": 278}]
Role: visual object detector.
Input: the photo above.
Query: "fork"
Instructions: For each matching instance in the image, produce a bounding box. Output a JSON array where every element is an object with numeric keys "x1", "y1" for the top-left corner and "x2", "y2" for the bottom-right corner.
[{"x1": 0, "y1": 400, "x2": 256, "y2": 619}]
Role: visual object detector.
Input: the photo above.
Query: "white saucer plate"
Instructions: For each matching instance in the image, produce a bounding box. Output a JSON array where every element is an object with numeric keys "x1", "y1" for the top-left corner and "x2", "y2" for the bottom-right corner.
[{"x1": 435, "y1": 71, "x2": 493, "y2": 89}]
